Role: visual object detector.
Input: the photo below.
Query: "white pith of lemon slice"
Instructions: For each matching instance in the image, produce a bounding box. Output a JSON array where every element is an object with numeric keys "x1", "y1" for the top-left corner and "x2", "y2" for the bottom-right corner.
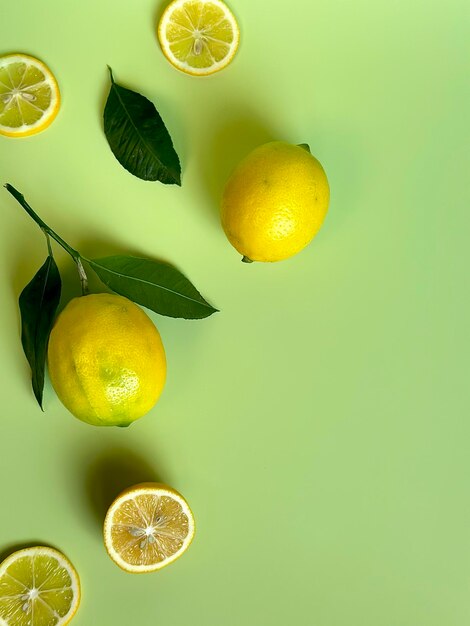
[
  {"x1": 157, "y1": 0, "x2": 240, "y2": 76},
  {"x1": 0, "y1": 54, "x2": 60, "y2": 137},
  {"x1": 103, "y1": 483, "x2": 195, "y2": 573},
  {"x1": 0, "y1": 546, "x2": 80, "y2": 625}
]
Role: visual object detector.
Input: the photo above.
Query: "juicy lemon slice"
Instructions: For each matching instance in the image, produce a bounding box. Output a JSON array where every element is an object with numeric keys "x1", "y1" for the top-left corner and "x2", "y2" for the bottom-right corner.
[
  {"x1": 0, "y1": 54, "x2": 60, "y2": 137},
  {"x1": 157, "y1": 0, "x2": 240, "y2": 76},
  {"x1": 104, "y1": 483, "x2": 195, "y2": 573},
  {"x1": 0, "y1": 546, "x2": 80, "y2": 625}
]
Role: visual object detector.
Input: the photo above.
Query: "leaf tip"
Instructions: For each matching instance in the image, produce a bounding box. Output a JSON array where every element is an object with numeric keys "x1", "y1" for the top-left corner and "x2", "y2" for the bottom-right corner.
[
  {"x1": 33, "y1": 391, "x2": 45, "y2": 411},
  {"x1": 107, "y1": 65, "x2": 115, "y2": 83}
]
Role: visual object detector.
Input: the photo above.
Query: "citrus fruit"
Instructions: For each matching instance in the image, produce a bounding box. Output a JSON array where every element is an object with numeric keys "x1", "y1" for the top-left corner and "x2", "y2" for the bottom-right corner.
[
  {"x1": 157, "y1": 0, "x2": 240, "y2": 76},
  {"x1": 47, "y1": 293, "x2": 166, "y2": 427},
  {"x1": 0, "y1": 546, "x2": 80, "y2": 625},
  {"x1": 0, "y1": 54, "x2": 60, "y2": 137},
  {"x1": 221, "y1": 141, "x2": 330, "y2": 262},
  {"x1": 103, "y1": 483, "x2": 195, "y2": 573}
]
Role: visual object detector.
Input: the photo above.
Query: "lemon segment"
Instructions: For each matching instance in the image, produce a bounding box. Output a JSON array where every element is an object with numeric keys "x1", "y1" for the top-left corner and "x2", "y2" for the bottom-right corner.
[
  {"x1": 158, "y1": 0, "x2": 240, "y2": 76},
  {"x1": 104, "y1": 483, "x2": 195, "y2": 573},
  {"x1": 0, "y1": 54, "x2": 60, "y2": 137},
  {"x1": 47, "y1": 293, "x2": 167, "y2": 427},
  {"x1": 0, "y1": 546, "x2": 80, "y2": 625}
]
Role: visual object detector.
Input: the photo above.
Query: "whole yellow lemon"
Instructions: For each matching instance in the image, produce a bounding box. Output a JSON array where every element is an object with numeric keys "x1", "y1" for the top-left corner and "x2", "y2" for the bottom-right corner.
[
  {"x1": 221, "y1": 141, "x2": 330, "y2": 262},
  {"x1": 47, "y1": 293, "x2": 166, "y2": 427}
]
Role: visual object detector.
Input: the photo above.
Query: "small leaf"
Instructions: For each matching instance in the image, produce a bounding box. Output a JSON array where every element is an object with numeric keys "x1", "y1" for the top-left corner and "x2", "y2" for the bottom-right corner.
[
  {"x1": 88, "y1": 255, "x2": 218, "y2": 320},
  {"x1": 19, "y1": 255, "x2": 62, "y2": 409},
  {"x1": 104, "y1": 67, "x2": 181, "y2": 184}
]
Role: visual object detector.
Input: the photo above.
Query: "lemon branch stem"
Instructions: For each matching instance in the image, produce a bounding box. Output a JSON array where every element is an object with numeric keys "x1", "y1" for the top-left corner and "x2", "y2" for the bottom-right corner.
[
  {"x1": 77, "y1": 258, "x2": 89, "y2": 295},
  {"x1": 4, "y1": 183, "x2": 89, "y2": 293}
]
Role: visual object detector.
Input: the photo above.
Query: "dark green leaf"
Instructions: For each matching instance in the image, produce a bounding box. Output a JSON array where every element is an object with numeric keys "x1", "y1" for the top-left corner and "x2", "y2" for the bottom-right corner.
[
  {"x1": 19, "y1": 255, "x2": 61, "y2": 409},
  {"x1": 104, "y1": 67, "x2": 181, "y2": 184},
  {"x1": 88, "y1": 255, "x2": 218, "y2": 320}
]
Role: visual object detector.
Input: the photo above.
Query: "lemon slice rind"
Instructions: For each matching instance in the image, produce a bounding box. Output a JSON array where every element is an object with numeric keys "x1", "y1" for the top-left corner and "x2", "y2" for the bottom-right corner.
[
  {"x1": 103, "y1": 483, "x2": 195, "y2": 573},
  {"x1": 0, "y1": 53, "x2": 60, "y2": 137},
  {"x1": 0, "y1": 546, "x2": 80, "y2": 626},
  {"x1": 157, "y1": 0, "x2": 240, "y2": 76}
]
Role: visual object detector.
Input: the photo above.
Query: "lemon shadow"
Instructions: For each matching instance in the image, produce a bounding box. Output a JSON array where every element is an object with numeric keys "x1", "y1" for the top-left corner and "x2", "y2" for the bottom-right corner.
[
  {"x1": 153, "y1": 0, "x2": 171, "y2": 33},
  {"x1": 84, "y1": 447, "x2": 166, "y2": 528},
  {"x1": 0, "y1": 541, "x2": 60, "y2": 563},
  {"x1": 196, "y1": 111, "x2": 278, "y2": 227}
]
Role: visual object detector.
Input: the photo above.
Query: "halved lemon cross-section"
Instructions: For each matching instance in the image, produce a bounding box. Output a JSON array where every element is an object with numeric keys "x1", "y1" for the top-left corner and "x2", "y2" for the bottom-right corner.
[
  {"x1": 104, "y1": 483, "x2": 195, "y2": 573},
  {"x1": 158, "y1": 0, "x2": 240, "y2": 76},
  {"x1": 0, "y1": 54, "x2": 60, "y2": 137},
  {"x1": 0, "y1": 546, "x2": 80, "y2": 625}
]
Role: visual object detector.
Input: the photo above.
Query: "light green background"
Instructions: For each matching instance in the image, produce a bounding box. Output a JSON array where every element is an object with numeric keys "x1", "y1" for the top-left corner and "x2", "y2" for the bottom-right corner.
[{"x1": 1, "y1": 0, "x2": 469, "y2": 624}]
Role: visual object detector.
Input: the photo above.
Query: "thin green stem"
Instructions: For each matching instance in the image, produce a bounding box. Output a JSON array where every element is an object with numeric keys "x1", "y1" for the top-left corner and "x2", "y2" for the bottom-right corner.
[
  {"x1": 44, "y1": 231, "x2": 53, "y2": 257},
  {"x1": 5, "y1": 183, "x2": 90, "y2": 294},
  {"x1": 4, "y1": 184, "x2": 81, "y2": 261},
  {"x1": 76, "y1": 258, "x2": 89, "y2": 295}
]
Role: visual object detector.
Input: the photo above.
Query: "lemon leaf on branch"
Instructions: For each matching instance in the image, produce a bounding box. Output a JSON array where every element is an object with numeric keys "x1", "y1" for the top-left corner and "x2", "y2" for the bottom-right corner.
[
  {"x1": 19, "y1": 253, "x2": 62, "y2": 408},
  {"x1": 87, "y1": 255, "x2": 218, "y2": 319},
  {"x1": 103, "y1": 67, "x2": 181, "y2": 184}
]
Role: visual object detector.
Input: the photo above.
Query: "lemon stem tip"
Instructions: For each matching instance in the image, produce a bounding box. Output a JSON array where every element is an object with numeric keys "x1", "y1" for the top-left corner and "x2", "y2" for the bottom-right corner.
[
  {"x1": 241, "y1": 256, "x2": 254, "y2": 264},
  {"x1": 76, "y1": 258, "x2": 89, "y2": 295}
]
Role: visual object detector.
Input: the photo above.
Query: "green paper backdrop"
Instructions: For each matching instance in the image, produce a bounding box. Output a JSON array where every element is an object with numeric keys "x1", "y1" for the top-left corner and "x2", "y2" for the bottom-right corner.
[{"x1": 0, "y1": 0, "x2": 468, "y2": 624}]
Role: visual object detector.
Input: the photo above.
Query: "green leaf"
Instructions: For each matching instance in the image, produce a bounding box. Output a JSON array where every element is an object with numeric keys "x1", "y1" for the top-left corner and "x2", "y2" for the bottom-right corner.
[
  {"x1": 87, "y1": 255, "x2": 218, "y2": 320},
  {"x1": 104, "y1": 67, "x2": 181, "y2": 184},
  {"x1": 19, "y1": 255, "x2": 62, "y2": 409}
]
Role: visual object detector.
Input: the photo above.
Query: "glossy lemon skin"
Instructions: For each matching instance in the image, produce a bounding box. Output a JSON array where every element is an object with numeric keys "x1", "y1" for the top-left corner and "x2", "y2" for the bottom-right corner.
[
  {"x1": 47, "y1": 293, "x2": 166, "y2": 427},
  {"x1": 221, "y1": 141, "x2": 330, "y2": 262}
]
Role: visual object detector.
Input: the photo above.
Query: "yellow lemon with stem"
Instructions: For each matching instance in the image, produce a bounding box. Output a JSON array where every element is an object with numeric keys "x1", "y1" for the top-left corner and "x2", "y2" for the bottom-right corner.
[
  {"x1": 47, "y1": 293, "x2": 166, "y2": 427},
  {"x1": 221, "y1": 141, "x2": 330, "y2": 262}
]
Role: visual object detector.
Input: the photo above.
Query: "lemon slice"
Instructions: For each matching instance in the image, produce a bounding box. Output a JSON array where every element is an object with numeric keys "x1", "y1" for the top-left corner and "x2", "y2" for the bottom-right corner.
[
  {"x1": 0, "y1": 54, "x2": 60, "y2": 137},
  {"x1": 104, "y1": 483, "x2": 195, "y2": 573},
  {"x1": 157, "y1": 0, "x2": 240, "y2": 76},
  {"x1": 0, "y1": 546, "x2": 80, "y2": 625}
]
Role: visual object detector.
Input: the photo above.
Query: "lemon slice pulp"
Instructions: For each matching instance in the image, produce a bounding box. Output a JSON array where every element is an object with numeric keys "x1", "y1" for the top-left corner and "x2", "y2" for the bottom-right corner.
[
  {"x1": 157, "y1": 0, "x2": 240, "y2": 76},
  {"x1": 0, "y1": 54, "x2": 60, "y2": 137},
  {"x1": 0, "y1": 546, "x2": 80, "y2": 625},
  {"x1": 104, "y1": 483, "x2": 195, "y2": 573}
]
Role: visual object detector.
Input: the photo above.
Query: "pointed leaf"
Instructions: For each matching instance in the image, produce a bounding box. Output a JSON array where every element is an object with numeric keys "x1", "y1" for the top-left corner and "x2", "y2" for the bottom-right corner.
[
  {"x1": 88, "y1": 255, "x2": 217, "y2": 319},
  {"x1": 104, "y1": 68, "x2": 181, "y2": 184},
  {"x1": 19, "y1": 255, "x2": 62, "y2": 408}
]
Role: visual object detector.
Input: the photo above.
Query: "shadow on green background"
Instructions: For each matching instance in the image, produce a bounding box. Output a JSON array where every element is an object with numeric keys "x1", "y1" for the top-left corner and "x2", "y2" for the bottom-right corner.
[
  {"x1": 0, "y1": 540, "x2": 61, "y2": 564},
  {"x1": 84, "y1": 447, "x2": 165, "y2": 528},
  {"x1": 197, "y1": 111, "x2": 277, "y2": 227}
]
